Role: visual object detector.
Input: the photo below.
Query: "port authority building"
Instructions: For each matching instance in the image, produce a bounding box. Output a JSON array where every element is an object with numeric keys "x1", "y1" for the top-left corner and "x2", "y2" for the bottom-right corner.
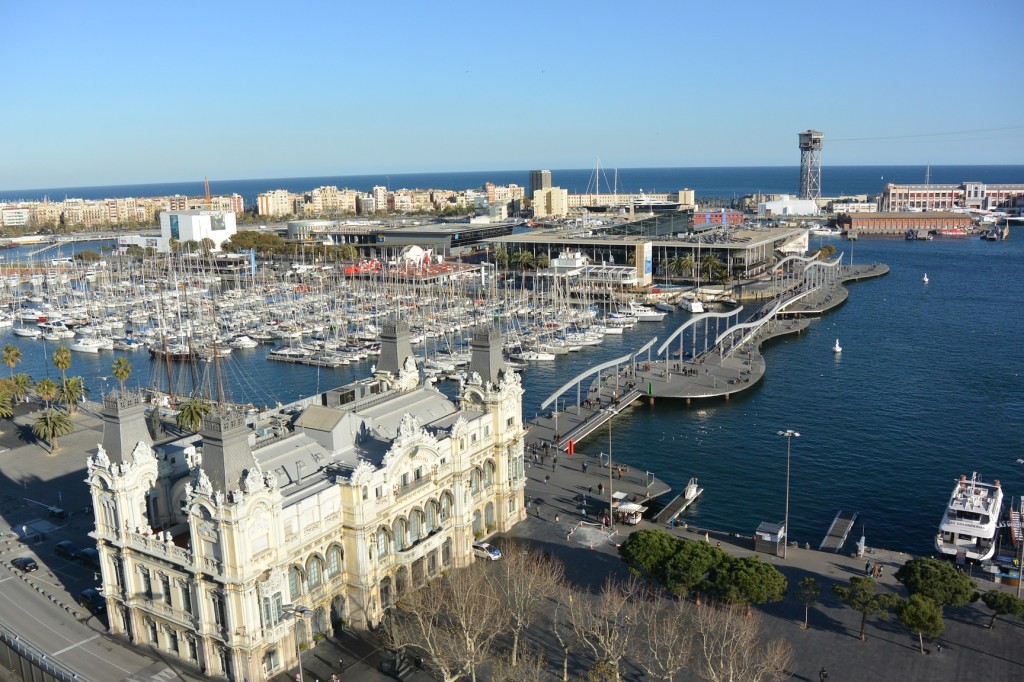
[
  {"x1": 86, "y1": 324, "x2": 526, "y2": 681},
  {"x1": 485, "y1": 212, "x2": 806, "y2": 287}
]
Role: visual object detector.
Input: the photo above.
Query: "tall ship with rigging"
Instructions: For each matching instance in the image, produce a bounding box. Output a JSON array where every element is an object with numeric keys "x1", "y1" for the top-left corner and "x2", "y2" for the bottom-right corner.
[{"x1": 935, "y1": 472, "x2": 1003, "y2": 562}]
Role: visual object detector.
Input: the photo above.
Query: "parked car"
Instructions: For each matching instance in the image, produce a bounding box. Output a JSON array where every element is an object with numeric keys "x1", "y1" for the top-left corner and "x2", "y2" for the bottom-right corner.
[
  {"x1": 472, "y1": 541, "x2": 502, "y2": 560},
  {"x1": 79, "y1": 547, "x2": 100, "y2": 569},
  {"x1": 78, "y1": 588, "x2": 105, "y2": 613},
  {"x1": 11, "y1": 557, "x2": 38, "y2": 572},
  {"x1": 55, "y1": 541, "x2": 81, "y2": 560}
]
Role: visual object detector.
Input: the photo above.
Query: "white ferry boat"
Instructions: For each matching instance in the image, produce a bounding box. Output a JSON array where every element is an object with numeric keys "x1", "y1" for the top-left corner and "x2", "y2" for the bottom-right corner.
[{"x1": 935, "y1": 472, "x2": 1003, "y2": 562}]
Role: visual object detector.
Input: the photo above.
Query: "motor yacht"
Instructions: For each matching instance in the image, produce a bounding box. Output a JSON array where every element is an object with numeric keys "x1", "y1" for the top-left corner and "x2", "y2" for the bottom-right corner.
[{"x1": 935, "y1": 472, "x2": 1003, "y2": 562}]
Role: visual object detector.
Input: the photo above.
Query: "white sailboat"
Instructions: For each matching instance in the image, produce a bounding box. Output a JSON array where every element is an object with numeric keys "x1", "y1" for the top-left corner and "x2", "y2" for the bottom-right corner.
[
  {"x1": 833, "y1": 339, "x2": 842, "y2": 353},
  {"x1": 923, "y1": 273, "x2": 929, "y2": 283}
]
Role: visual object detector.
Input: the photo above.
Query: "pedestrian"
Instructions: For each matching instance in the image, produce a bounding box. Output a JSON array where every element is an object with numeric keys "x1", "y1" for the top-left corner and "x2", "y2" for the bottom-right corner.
[
  {"x1": 554, "y1": 514, "x2": 560, "y2": 523},
  {"x1": 878, "y1": 565, "x2": 885, "y2": 578},
  {"x1": 598, "y1": 482, "x2": 604, "y2": 495},
  {"x1": 865, "y1": 561, "x2": 871, "y2": 576},
  {"x1": 582, "y1": 462, "x2": 588, "y2": 473},
  {"x1": 536, "y1": 505, "x2": 542, "y2": 518},
  {"x1": 544, "y1": 475, "x2": 550, "y2": 485},
  {"x1": 588, "y1": 485, "x2": 593, "y2": 495},
  {"x1": 936, "y1": 643, "x2": 942, "y2": 655},
  {"x1": 553, "y1": 455, "x2": 558, "y2": 470}
]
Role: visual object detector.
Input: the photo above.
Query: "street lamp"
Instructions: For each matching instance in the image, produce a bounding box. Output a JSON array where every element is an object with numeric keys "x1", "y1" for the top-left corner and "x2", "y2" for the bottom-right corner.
[
  {"x1": 777, "y1": 430, "x2": 800, "y2": 559},
  {"x1": 285, "y1": 605, "x2": 314, "y2": 682}
]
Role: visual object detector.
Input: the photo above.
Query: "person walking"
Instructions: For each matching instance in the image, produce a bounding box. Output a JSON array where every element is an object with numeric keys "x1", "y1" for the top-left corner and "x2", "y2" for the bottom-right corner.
[
  {"x1": 544, "y1": 475, "x2": 550, "y2": 485},
  {"x1": 864, "y1": 561, "x2": 871, "y2": 575},
  {"x1": 582, "y1": 461, "x2": 588, "y2": 473},
  {"x1": 554, "y1": 513, "x2": 560, "y2": 523}
]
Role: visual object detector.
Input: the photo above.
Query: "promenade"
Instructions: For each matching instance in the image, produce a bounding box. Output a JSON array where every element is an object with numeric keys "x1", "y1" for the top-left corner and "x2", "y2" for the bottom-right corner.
[{"x1": 508, "y1": 447, "x2": 1024, "y2": 682}]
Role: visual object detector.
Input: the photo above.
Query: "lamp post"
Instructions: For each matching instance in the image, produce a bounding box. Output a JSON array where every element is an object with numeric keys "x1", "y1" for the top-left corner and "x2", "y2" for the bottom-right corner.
[
  {"x1": 285, "y1": 605, "x2": 313, "y2": 682},
  {"x1": 777, "y1": 430, "x2": 800, "y2": 559}
]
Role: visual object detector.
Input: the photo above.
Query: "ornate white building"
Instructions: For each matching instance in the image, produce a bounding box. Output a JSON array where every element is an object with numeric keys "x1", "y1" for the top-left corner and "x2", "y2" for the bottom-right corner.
[{"x1": 86, "y1": 323, "x2": 526, "y2": 681}]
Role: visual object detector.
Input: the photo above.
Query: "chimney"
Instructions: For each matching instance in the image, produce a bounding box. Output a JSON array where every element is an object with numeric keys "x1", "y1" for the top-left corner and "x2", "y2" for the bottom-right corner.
[
  {"x1": 100, "y1": 391, "x2": 153, "y2": 466},
  {"x1": 376, "y1": 320, "x2": 413, "y2": 375},
  {"x1": 469, "y1": 326, "x2": 505, "y2": 386},
  {"x1": 199, "y1": 408, "x2": 256, "y2": 494}
]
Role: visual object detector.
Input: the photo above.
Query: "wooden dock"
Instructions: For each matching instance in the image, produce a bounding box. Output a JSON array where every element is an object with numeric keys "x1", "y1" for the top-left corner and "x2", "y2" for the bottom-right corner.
[
  {"x1": 819, "y1": 509, "x2": 858, "y2": 552},
  {"x1": 653, "y1": 481, "x2": 703, "y2": 524}
]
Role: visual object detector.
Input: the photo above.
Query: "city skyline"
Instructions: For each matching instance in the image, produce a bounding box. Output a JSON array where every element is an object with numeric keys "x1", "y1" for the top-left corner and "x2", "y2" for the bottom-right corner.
[{"x1": 3, "y1": 0, "x2": 1023, "y2": 191}]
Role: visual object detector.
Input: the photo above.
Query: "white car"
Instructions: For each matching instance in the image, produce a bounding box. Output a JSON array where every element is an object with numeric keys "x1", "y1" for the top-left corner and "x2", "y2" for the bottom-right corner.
[{"x1": 472, "y1": 541, "x2": 502, "y2": 560}]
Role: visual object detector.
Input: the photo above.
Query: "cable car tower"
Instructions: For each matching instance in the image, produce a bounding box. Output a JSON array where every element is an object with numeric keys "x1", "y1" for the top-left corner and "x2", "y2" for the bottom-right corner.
[{"x1": 798, "y1": 130, "x2": 824, "y2": 201}]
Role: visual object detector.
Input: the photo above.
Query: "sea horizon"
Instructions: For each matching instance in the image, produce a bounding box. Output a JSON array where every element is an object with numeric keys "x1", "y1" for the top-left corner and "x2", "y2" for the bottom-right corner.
[{"x1": 4, "y1": 164, "x2": 1024, "y2": 206}]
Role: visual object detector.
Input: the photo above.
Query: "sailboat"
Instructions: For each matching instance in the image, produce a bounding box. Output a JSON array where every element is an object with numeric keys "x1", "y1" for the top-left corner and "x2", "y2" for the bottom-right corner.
[
  {"x1": 923, "y1": 273, "x2": 929, "y2": 284},
  {"x1": 833, "y1": 339, "x2": 842, "y2": 353}
]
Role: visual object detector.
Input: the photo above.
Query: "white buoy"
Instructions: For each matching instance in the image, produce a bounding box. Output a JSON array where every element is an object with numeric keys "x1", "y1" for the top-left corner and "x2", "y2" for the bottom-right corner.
[
  {"x1": 833, "y1": 339, "x2": 842, "y2": 353},
  {"x1": 923, "y1": 273, "x2": 929, "y2": 283}
]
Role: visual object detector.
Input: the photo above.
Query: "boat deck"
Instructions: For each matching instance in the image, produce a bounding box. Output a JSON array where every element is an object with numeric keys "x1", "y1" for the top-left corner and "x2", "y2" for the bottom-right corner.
[{"x1": 819, "y1": 509, "x2": 858, "y2": 552}]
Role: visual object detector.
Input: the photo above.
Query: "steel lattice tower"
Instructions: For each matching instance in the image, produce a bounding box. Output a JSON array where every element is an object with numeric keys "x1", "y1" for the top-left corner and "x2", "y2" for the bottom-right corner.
[{"x1": 798, "y1": 130, "x2": 824, "y2": 201}]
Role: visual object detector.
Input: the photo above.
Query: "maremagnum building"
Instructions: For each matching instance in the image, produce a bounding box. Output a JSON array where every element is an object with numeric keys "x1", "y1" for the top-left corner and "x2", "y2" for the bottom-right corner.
[{"x1": 86, "y1": 323, "x2": 526, "y2": 681}]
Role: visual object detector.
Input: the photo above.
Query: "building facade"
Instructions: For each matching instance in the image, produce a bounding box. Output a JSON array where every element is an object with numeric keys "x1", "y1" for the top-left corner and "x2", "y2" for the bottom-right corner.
[
  {"x1": 879, "y1": 182, "x2": 1024, "y2": 212},
  {"x1": 160, "y1": 210, "x2": 238, "y2": 251},
  {"x1": 86, "y1": 324, "x2": 526, "y2": 681}
]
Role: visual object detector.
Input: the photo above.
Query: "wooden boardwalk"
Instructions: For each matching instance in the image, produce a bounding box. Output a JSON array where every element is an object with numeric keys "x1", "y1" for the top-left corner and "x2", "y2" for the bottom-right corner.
[{"x1": 820, "y1": 509, "x2": 859, "y2": 552}]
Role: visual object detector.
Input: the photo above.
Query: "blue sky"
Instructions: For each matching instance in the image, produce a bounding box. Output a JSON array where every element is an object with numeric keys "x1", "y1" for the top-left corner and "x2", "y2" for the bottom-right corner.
[{"x1": 3, "y1": 0, "x2": 1022, "y2": 190}]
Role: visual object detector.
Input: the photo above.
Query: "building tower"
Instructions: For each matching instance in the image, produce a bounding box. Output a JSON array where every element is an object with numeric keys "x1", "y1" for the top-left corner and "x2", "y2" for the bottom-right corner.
[
  {"x1": 529, "y1": 170, "x2": 551, "y2": 199},
  {"x1": 798, "y1": 130, "x2": 824, "y2": 201}
]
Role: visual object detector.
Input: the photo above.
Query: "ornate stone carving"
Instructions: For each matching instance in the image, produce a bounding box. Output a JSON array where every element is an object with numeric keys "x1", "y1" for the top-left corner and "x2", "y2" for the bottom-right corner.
[
  {"x1": 198, "y1": 520, "x2": 218, "y2": 539},
  {"x1": 242, "y1": 467, "x2": 263, "y2": 493},
  {"x1": 398, "y1": 413, "x2": 420, "y2": 438},
  {"x1": 195, "y1": 470, "x2": 213, "y2": 496},
  {"x1": 451, "y1": 416, "x2": 469, "y2": 439},
  {"x1": 93, "y1": 444, "x2": 110, "y2": 469},
  {"x1": 351, "y1": 459, "x2": 376, "y2": 485},
  {"x1": 131, "y1": 441, "x2": 156, "y2": 467},
  {"x1": 467, "y1": 371, "x2": 482, "y2": 386}
]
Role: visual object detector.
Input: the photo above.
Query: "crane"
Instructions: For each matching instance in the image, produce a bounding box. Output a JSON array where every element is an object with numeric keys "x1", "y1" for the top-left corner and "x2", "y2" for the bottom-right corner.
[{"x1": 204, "y1": 176, "x2": 212, "y2": 209}]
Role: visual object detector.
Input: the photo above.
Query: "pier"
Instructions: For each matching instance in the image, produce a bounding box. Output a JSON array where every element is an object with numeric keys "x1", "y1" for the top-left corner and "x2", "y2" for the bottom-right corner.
[
  {"x1": 819, "y1": 509, "x2": 859, "y2": 552},
  {"x1": 525, "y1": 259, "x2": 888, "y2": 452}
]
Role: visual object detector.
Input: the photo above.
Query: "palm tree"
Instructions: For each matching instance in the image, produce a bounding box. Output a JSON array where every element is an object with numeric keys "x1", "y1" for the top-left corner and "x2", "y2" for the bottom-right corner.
[
  {"x1": 176, "y1": 396, "x2": 212, "y2": 433},
  {"x1": 700, "y1": 254, "x2": 723, "y2": 283},
  {"x1": 10, "y1": 373, "x2": 32, "y2": 404},
  {"x1": 2, "y1": 343, "x2": 22, "y2": 379},
  {"x1": 35, "y1": 378, "x2": 58, "y2": 408},
  {"x1": 52, "y1": 345, "x2": 72, "y2": 383},
  {"x1": 32, "y1": 408, "x2": 73, "y2": 453},
  {"x1": 0, "y1": 386, "x2": 13, "y2": 431},
  {"x1": 510, "y1": 250, "x2": 535, "y2": 271},
  {"x1": 112, "y1": 357, "x2": 132, "y2": 392},
  {"x1": 57, "y1": 376, "x2": 86, "y2": 415}
]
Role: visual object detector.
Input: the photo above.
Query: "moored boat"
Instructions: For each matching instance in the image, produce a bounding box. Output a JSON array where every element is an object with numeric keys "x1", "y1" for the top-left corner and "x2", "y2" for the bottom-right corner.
[{"x1": 935, "y1": 472, "x2": 1003, "y2": 562}]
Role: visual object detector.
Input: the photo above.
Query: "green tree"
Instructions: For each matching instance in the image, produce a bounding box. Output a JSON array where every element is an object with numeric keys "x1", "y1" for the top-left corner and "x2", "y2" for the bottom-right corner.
[
  {"x1": 112, "y1": 357, "x2": 132, "y2": 392},
  {"x1": 894, "y1": 558, "x2": 979, "y2": 608},
  {"x1": 661, "y1": 541, "x2": 727, "y2": 600},
  {"x1": 797, "y1": 577, "x2": 821, "y2": 630},
  {"x1": 2, "y1": 343, "x2": 22, "y2": 379},
  {"x1": 57, "y1": 376, "x2": 86, "y2": 415},
  {"x1": 52, "y1": 345, "x2": 72, "y2": 383},
  {"x1": 704, "y1": 555, "x2": 787, "y2": 609},
  {"x1": 0, "y1": 383, "x2": 13, "y2": 428},
  {"x1": 35, "y1": 378, "x2": 58, "y2": 408},
  {"x1": 815, "y1": 244, "x2": 837, "y2": 261},
  {"x1": 618, "y1": 529, "x2": 682, "y2": 583},
  {"x1": 980, "y1": 590, "x2": 1024, "y2": 629},
  {"x1": 898, "y1": 594, "x2": 944, "y2": 654},
  {"x1": 832, "y1": 576, "x2": 900, "y2": 642},
  {"x1": 31, "y1": 408, "x2": 73, "y2": 452},
  {"x1": 73, "y1": 249, "x2": 102, "y2": 262},
  {"x1": 510, "y1": 250, "x2": 535, "y2": 270},
  {"x1": 176, "y1": 396, "x2": 212, "y2": 433},
  {"x1": 493, "y1": 247, "x2": 509, "y2": 269},
  {"x1": 9, "y1": 373, "x2": 32, "y2": 403}
]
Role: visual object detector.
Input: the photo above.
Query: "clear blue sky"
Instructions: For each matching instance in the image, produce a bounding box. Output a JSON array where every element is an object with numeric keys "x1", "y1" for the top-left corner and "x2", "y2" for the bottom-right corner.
[{"x1": 3, "y1": 0, "x2": 1022, "y2": 190}]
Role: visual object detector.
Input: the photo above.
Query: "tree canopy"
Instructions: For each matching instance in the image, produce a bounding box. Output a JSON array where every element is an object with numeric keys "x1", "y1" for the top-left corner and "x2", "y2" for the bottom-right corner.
[
  {"x1": 980, "y1": 590, "x2": 1024, "y2": 629},
  {"x1": 832, "y1": 576, "x2": 900, "y2": 642},
  {"x1": 894, "y1": 558, "x2": 979, "y2": 608},
  {"x1": 898, "y1": 594, "x2": 944, "y2": 654}
]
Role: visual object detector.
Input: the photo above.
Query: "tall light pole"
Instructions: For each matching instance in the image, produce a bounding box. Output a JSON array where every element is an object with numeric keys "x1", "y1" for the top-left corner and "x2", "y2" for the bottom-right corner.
[
  {"x1": 777, "y1": 430, "x2": 800, "y2": 559},
  {"x1": 285, "y1": 605, "x2": 314, "y2": 682}
]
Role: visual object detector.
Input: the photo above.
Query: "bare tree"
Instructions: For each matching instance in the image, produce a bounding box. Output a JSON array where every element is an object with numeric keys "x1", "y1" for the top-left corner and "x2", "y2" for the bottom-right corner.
[
  {"x1": 490, "y1": 647, "x2": 548, "y2": 682},
  {"x1": 565, "y1": 575, "x2": 643, "y2": 680},
  {"x1": 635, "y1": 591, "x2": 693, "y2": 681},
  {"x1": 689, "y1": 602, "x2": 792, "y2": 682},
  {"x1": 551, "y1": 596, "x2": 575, "y2": 682},
  {"x1": 384, "y1": 564, "x2": 509, "y2": 682},
  {"x1": 491, "y1": 541, "x2": 565, "y2": 666}
]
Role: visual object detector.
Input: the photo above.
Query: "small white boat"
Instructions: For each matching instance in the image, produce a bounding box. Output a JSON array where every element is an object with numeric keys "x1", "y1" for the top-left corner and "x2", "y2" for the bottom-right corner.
[
  {"x1": 654, "y1": 301, "x2": 676, "y2": 312},
  {"x1": 923, "y1": 273, "x2": 929, "y2": 283},
  {"x1": 679, "y1": 297, "x2": 705, "y2": 314},
  {"x1": 833, "y1": 339, "x2": 842, "y2": 353}
]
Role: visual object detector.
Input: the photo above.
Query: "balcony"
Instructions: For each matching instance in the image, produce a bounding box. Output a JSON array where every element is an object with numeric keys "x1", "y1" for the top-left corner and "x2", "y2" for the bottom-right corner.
[{"x1": 395, "y1": 475, "x2": 432, "y2": 499}]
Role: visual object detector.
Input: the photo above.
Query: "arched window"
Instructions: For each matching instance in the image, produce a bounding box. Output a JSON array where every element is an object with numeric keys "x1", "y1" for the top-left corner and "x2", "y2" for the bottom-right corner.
[
  {"x1": 470, "y1": 468, "x2": 482, "y2": 494},
  {"x1": 485, "y1": 502, "x2": 495, "y2": 527},
  {"x1": 439, "y1": 492, "x2": 453, "y2": 521},
  {"x1": 425, "y1": 500, "x2": 438, "y2": 532},
  {"x1": 326, "y1": 546, "x2": 342, "y2": 578},
  {"x1": 472, "y1": 510, "x2": 482, "y2": 534},
  {"x1": 289, "y1": 566, "x2": 302, "y2": 599},
  {"x1": 376, "y1": 527, "x2": 390, "y2": 559},
  {"x1": 307, "y1": 557, "x2": 323, "y2": 589},
  {"x1": 394, "y1": 518, "x2": 407, "y2": 552},
  {"x1": 483, "y1": 460, "x2": 495, "y2": 487},
  {"x1": 410, "y1": 509, "x2": 424, "y2": 543}
]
